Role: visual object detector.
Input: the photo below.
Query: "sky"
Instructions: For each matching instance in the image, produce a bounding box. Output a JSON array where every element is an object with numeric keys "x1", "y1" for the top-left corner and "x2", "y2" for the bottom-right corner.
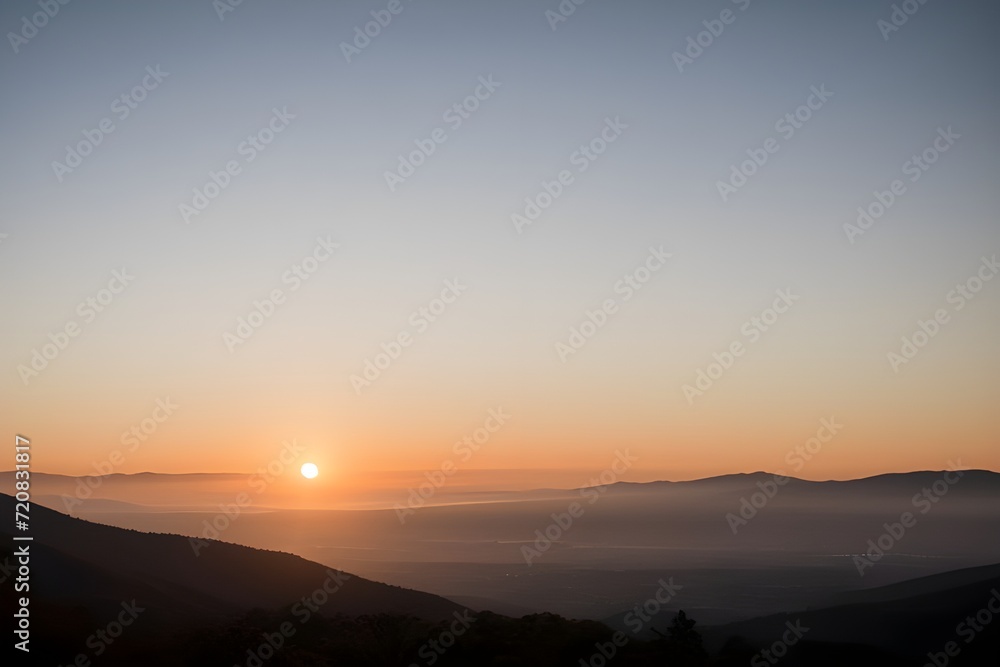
[{"x1": 1, "y1": 0, "x2": 998, "y2": 483}]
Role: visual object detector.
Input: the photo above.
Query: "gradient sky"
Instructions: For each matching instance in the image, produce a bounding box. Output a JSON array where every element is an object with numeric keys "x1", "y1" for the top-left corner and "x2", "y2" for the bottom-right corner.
[{"x1": 1, "y1": 0, "x2": 998, "y2": 482}]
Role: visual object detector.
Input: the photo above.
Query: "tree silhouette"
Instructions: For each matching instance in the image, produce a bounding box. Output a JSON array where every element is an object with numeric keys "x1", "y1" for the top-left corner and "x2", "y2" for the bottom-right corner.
[{"x1": 654, "y1": 610, "x2": 708, "y2": 666}]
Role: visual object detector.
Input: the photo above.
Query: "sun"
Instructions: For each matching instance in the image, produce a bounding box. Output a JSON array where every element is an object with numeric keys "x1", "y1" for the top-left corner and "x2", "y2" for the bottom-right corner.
[{"x1": 300, "y1": 462, "x2": 319, "y2": 479}]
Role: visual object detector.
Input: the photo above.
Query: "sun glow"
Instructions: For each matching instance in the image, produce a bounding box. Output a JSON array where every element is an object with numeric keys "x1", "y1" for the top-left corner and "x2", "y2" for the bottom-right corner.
[{"x1": 301, "y1": 462, "x2": 319, "y2": 479}]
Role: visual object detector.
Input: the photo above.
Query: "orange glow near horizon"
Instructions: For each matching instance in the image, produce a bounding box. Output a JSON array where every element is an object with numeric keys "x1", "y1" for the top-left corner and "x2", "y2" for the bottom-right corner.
[
  {"x1": 4, "y1": 261, "x2": 998, "y2": 487},
  {"x1": 9, "y1": 373, "x2": 998, "y2": 484}
]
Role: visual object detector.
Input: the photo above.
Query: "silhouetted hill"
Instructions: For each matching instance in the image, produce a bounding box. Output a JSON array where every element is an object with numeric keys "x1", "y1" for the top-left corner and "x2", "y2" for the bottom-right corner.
[
  {"x1": 821, "y1": 562, "x2": 1000, "y2": 607},
  {"x1": 704, "y1": 562, "x2": 1000, "y2": 663},
  {"x1": 0, "y1": 493, "x2": 465, "y2": 664},
  {"x1": 0, "y1": 493, "x2": 463, "y2": 619}
]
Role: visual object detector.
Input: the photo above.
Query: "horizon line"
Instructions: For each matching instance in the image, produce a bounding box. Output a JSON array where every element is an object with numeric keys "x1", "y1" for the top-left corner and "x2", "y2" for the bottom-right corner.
[{"x1": 3, "y1": 467, "x2": 994, "y2": 487}]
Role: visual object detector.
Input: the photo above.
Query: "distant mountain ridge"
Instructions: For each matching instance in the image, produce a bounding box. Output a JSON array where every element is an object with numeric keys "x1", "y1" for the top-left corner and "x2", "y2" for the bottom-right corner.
[{"x1": 591, "y1": 468, "x2": 1000, "y2": 490}]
